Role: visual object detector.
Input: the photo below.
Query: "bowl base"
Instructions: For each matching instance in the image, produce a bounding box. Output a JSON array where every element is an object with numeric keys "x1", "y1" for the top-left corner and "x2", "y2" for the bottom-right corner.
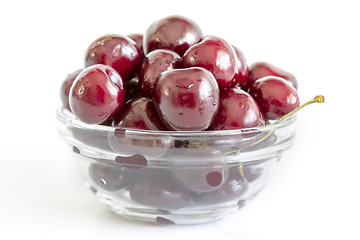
[{"x1": 89, "y1": 184, "x2": 248, "y2": 225}]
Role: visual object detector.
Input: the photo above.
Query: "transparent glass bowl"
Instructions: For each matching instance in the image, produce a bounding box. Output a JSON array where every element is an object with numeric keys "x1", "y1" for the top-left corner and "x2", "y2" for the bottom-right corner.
[{"x1": 56, "y1": 107, "x2": 297, "y2": 225}]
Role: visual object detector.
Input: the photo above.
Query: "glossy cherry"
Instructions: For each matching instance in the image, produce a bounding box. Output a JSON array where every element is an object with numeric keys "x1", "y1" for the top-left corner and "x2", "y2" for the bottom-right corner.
[
  {"x1": 247, "y1": 62, "x2": 298, "y2": 90},
  {"x1": 231, "y1": 45, "x2": 249, "y2": 88},
  {"x1": 60, "y1": 69, "x2": 82, "y2": 111},
  {"x1": 108, "y1": 97, "x2": 170, "y2": 158},
  {"x1": 193, "y1": 166, "x2": 248, "y2": 205},
  {"x1": 153, "y1": 67, "x2": 220, "y2": 131},
  {"x1": 249, "y1": 76, "x2": 300, "y2": 120},
  {"x1": 84, "y1": 34, "x2": 142, "y2": 81},
  {"x1": 69, "y1": 64, "x2": 125, "y2": 124},
  {"x1": 139, "y1": 49, "x2": 181, "y2": 97},
  {"x1": 143, "y1": 15, "x2": 202, "y2": 56},
  {"x1": 182, "y1": 36, "x2": 237, "y2": 89},
  {"x1": 129, "y1": 169, "x2": 191, "y2": 209},
  {"x1": 209, "y1": 87, "x2": 264, "y2": 130},
  {"x1": 127, "y1": 33, "x2": 144, "y2": 57},
  {"x1": 112, "y1": 97, "x2": 167, "y2": 130}
]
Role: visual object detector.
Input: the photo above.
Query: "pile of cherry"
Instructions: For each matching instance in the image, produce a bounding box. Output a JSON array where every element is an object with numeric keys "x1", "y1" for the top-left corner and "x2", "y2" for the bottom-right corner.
[
  {"x1": 60, "y1": 15, "x2": 300, "y2": 213},
  {"x1": 60, "y1": 15, "x2": 299, "y2": 132}
]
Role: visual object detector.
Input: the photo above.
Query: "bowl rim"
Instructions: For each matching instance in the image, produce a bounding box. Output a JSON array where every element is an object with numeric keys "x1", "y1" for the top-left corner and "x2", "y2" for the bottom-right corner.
[{"x1": 56, "y1": 107, "x2": 296, "y2": 137}]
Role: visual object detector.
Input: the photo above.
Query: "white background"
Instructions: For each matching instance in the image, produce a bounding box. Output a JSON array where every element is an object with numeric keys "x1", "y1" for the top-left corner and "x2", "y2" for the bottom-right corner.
[{"x1": 0, "y1": 0, "x2": 359, "y2": 239}]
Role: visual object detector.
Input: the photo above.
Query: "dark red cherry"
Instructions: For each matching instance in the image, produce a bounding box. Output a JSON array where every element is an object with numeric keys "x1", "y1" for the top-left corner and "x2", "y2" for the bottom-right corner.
[
  {"x1": 249, "y1": 76, "x2": 300, "y2": 120},
  {"x1": 139, "y1": 49, "x2": 181, "y2": 97},
  {"x1": 193, "y1": 166, "x2": 248, "y2": 205},
  {"x1": 69, "y1": 64, "x2": 125, "y2": 124},
  {"x1": 112, "y1": 97, "x2": 167, "y2": 130},
  {"x1": 209, "y1": 87, "x2": 264, "y2": 130},
  {"x1": 182, "y1": 36, "x2": 237, "y2": 89},
  {"x1": 231, "y1": 45, "x2": 249, "y2": 88},
  {"x1": 108, "y1": 97, "x2": 170, "y2": 158},
  {"x1": 60, "y1": 69, "x2": 82, "y2": 111},
  {"x1": 143, "y1": 15, "x2": 202, "y2": 56},
  {"x1": 129, "y1": 169, "x2": 191, "y2": 209},
  {"x1": 124, "y1": 76, "x2": 141, "y2": 102},
  {"x1": 89, "y1": 161, "x2": 136, "y2": 191},
  {"x1": 153, "y1": 67, "x2": 219, "y2": 131},
  {"x1": 127, "y1": 33, "x2": 144, "y2": 57},
  {"x1": 247, "y1": 62, "x2": 298, "y2": 90},
  {"x1": 84, "y1": 34, "x2": 142, "y2": 81}
]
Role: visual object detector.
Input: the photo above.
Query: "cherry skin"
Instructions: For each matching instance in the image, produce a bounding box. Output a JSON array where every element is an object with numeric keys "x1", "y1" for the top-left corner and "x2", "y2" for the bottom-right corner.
[
  {"x1": 182, "y1": 36, "x2": 238, "y2": 89},
  {"x1": 129, "y1": 168, "x2": 191, "y2": 210},
  {"x1": 89, "y1": 161, "x2": 136, "y2": 191},
  {"x1": 231, "y1": 45, "x2": 249, "y2": 88},
  {"x1": 139, "y1": 49, "x2": 181, "y2": 97},
  {"x1": 108, "y1": 97, "x2": 170, "y2": 159},
  {"x1": 60, "y1": 69, "x2": 82, "y2": 111},
  {"x1": 127, "y1": 33, "x2": 144, "y2": 57},
  {"x1": 112, "y1": 97, "x2": 167, "y2": 130},
  {"x1": 193, "y1": 166, "x2": 248, "y2": 205},
  {"x1": 153, "y1": 67, "x2": 220, "y2": 131},
  {"x1": 69, "y1": 64, "x2": 125, "y2": 124},
  {"x1": 124, "y1": 76, "x2": 141, "y2": 103},
  {"x1": 143, "y1": 15, "x2": 202, "y2": 56},
  {"x1": 84, "y1": 34, "x2": 142, "y2": 81},
  {"x1": 209, "y1": 87, "x2": 264, "y2": 130},
  {"x1": 249, "y1": 76, "x2": 300, "y2": 120},
  {"x1": 247, "y1": 62, "x2": 298, "y2": 90}
]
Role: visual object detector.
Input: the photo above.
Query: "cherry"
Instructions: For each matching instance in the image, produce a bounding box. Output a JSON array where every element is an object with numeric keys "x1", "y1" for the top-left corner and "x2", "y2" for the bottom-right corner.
[
  {"x1": 84, "y1": 34, "x2": 142, "y2": 81},
  {"x1": 127, "y1": 33, "x2": 144, "y2": 57},
  {"x1": 89, "y1": 161, "x2": 136, "y2": 191},
  {"x1": 124, "y1": 76, "x2": 141, "y2": 103},
  {"x1": 112, "y1": 97, "x2": 168, "y2": 130},
  {"x1": 143, "y1": 15, "x2": 202, "y2": 56},
  {"x1": 225, "y1": 95, "x2": 325, "y2": 156},
  {"x1": 153, "y1": 67, "x2": 220, "y2": 131},
  {"x1": 129, "y1": 168, "x2": 191, "y2": 209},
  {"x1": 193, "y1": 166, "x2": 248, "y2": 205},
  {"x1": 182, "y1": 36, "x2": 237, "y2": 89},
  {"x1": 231, "y1": 45, "x2": 249, "y2": 88},
  {"x1": 249, "y1": 76, "x2": 300, "y2": 120},
  {"x1": 139, "y1": 49, "x2": 181, "y2": 97},
  {"x1": 209, "y1": 87, "x2": 264, "y2": 130},
  {"x1": 108, "y1": 97, "x2": 170, "y2": 158},
  {"x1": 69, "y1": 64, "x2": 125, "y2": 124},
  {"x1": 247, "y1": 62, "x2": 298, "y2": 90},
  {"x1": 60, "y1": 69, "x2": 82, "y2": 111}
]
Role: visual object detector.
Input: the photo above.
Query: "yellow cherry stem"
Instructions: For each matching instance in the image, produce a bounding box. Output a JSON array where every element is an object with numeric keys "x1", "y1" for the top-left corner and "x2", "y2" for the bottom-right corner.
[
  {"x1": 276, "y1": 95, "x2": 325, "y2": 123},
  {"x1": 226, "y1": 95, "x2": 325, "y2": 155}
]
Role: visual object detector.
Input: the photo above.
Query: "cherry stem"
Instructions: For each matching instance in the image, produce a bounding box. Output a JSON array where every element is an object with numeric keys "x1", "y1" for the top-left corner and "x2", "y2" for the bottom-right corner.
[
  {"x1": 226, "y1": 95, "x2": 325, "y2": 155},
  {"x1": 276, "y1": 95, "x2": 325, "y2": 123}
]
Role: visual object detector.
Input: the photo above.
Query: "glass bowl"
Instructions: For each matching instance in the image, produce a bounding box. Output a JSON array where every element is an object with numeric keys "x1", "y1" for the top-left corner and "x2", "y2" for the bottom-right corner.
[{"x1": 56, "y1": 107, "x2": 297, "y2": 225}]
